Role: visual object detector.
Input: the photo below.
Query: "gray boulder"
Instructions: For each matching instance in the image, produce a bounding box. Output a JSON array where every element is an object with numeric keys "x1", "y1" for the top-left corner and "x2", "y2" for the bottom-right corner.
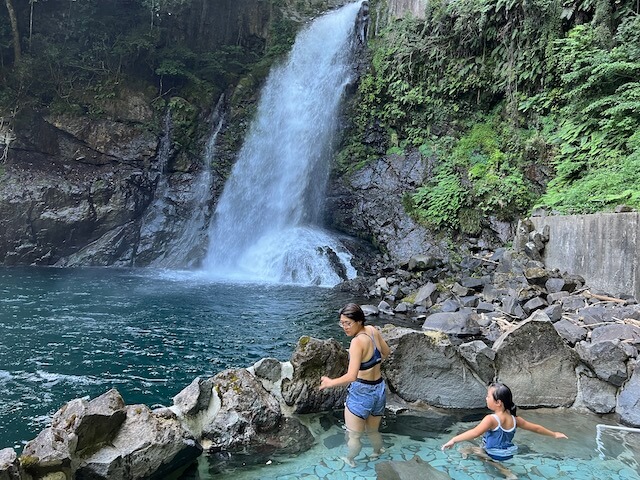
[
  {"x1": 422, "y1": 311, "x2": 482, "y2": 337},
  {"x1": 0, "y1": 448, "x2": 19, "y2": 480},
  {"x1": 202, "y1": 369, "x2": 280, "y2": 450},
  {"x1": 493, "y1": 316, "x2": 578, "y2": 407},
  {"x1": 577, "y1": 372, "x2": 617, "y2": 414},
  {"x1": 21, "y1": 389, "x2": 128, "y2": 478},
  {"x1": 575, "y1": 340, "x2": 629, "y2": 387},
  {"x1": 617, "y1": 360, "x2": 640, "y2": 426},
  {"x1": 52, "y1": 388, "x2": 126, "y2": 453},
  {"x1": 457, "y1": 340, "x2": 496, "y2": 384},
  {"x1": 591, "y1": 323, "x2": 640, "y2": 346},
  {"x1": 281, "y1": 336, "x2": 348, "y2": 413},
  {"x1": 172, "y1": 376, "x2": 214, "y2": 418},
  {"x1": 383, "y1": 330, "x2": 487, "y2": 409},
  {"x1": 553, "y1": 319, "x2": 588, "y2": 346},
  {"x1": 75, "y1": 404, "x2": 201, "y2": 479}
]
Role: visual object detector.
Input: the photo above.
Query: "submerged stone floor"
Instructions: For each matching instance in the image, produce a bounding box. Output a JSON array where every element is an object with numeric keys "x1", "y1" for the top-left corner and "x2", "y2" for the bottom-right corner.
[{"x1": 205, "y1": 411, "x2": 640, "y2": 480}]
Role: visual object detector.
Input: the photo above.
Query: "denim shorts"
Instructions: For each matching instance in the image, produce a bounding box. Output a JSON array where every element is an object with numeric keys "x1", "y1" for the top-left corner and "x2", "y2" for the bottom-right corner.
[{"x1": 345, "y1": 378, "x2": 386, "y2": 419}]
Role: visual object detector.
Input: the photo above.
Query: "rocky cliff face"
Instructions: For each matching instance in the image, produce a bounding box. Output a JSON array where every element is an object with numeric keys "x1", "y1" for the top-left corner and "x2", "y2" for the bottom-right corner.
[{"x1": 0, "y1": 0, "x2": 444, "y2": 269}]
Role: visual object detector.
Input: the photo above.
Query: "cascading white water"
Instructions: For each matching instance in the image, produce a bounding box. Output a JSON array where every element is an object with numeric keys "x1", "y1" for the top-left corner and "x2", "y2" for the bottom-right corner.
[{"x1": 202, "y1": 2, "x2": 362, "y2": 286}]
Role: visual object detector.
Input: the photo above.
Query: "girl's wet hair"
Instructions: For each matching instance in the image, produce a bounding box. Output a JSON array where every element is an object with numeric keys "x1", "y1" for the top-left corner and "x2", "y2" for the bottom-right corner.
[
  {"x1": 490, "y1": 382, "x2": 517, "y2": 416},
  {"x1": 339, "y1": 303, "x2": 365, "y2": 324}
]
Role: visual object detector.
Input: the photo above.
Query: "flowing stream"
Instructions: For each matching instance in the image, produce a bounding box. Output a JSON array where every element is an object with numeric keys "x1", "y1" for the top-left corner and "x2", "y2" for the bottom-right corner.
[{"x1": 202, "y1": 2, "x2": 362, "y2": 286}]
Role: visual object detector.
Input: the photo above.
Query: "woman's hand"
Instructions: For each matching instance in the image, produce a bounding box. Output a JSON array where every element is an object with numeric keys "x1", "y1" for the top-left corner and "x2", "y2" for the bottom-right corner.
[{"x1": 319, "y1": 376, "x2": 332, "y2": 390}]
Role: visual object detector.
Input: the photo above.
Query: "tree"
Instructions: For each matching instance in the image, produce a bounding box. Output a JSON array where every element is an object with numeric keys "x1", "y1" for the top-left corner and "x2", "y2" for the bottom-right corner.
[{"x1": 4, "y1": 0, "x2": 20, "y2": 62}]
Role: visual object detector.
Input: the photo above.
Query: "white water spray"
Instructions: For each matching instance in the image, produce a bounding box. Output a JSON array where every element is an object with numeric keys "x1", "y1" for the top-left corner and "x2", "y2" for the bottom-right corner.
[{"x1": 202, "y1": 2, "x2": 363, "y2": 286}]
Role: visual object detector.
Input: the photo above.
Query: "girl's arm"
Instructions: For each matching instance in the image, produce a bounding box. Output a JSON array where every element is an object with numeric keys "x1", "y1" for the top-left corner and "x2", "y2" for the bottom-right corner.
[
  {"x1": 516, "y1": 417, "x2": 568, "y2": 439},
  {"x1": 441, "y1": 415, "x2": 497, "y2": 450},
  {"x1": 319, "y1": 337, "x2": 363, "y2": 390}
]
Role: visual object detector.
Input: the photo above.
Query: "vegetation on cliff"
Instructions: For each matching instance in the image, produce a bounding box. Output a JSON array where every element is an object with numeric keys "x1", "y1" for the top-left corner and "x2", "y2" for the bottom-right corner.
[
  {"x1": 3, "y1": 0, "x2": 639, "y2": 232},
  {"x1": 341, "y1": 0, "x2": 640, "y2": 233},
  {"x1": 0, "y1": 0, "x2": 302, "y2": 157}
]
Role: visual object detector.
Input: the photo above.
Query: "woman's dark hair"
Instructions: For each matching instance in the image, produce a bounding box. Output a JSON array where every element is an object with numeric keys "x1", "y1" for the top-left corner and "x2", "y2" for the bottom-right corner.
[
  {"x1": 490, "y1": 382, "x2": 517, "y2": 416},
  {"x1": 339, "y1": 303, "x2": 365, "y2": 324}
]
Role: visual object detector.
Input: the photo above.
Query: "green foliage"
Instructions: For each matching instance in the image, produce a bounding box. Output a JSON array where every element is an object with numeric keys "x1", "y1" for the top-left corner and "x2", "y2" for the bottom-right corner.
[
  {"x1": 338, "y1": 0, "x2": 640, "y2": 230},
  {"x1": 537, "y1": 15, "x2": 640, "y2": 213},
  {"x1": 168, "y1": 97, "x2": 198, "y2": 152},
  {"x1": 411, "y1": 122, "x2": 537, "y2": 231}
]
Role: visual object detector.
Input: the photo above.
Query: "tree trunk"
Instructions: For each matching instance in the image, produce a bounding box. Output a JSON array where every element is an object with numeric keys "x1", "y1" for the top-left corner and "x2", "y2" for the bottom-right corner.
[{"x1": 4, "y1": 0, "x2": 21, "y2": 63}]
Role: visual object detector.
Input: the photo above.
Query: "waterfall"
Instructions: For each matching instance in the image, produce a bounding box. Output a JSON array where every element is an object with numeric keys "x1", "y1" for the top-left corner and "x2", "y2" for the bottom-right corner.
[
  {"x1": 202, "y1": 2, "x2": 363, "y2": 286},
  {"x1": 136, "y1": 96, "x2": 224, "y2": 268}
]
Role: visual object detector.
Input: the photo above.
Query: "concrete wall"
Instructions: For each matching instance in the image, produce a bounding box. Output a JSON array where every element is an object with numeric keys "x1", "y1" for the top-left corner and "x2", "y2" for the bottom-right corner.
[
  {"x1": 387, "y1": 0, "x2": 427, "y2": 19},
  {"x1": 526, "y1": 213, "x2": 640, "y2": 300}
]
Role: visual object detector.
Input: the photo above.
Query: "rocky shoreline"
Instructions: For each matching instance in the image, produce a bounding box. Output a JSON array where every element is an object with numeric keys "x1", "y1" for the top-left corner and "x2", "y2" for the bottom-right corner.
[{"x1": 1, "y1": 229, "x2": 639, "y2": 479}]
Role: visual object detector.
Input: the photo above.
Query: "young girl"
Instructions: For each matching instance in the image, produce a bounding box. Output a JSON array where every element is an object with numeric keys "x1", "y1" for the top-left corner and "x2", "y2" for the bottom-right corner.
[{"x1": 442, "y1": 382, "x2": 568, "y2": 462}]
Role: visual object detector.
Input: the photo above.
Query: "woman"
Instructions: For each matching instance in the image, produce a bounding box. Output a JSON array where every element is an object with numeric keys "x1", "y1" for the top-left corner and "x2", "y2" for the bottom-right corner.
[{"x1": 319, "y1": 303, "x2": 391, "y2": 467}]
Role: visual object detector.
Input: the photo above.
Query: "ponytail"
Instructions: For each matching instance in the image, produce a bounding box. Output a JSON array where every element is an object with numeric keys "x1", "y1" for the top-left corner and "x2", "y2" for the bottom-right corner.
[{"x1": 490, "y1": 382, "x2": 517, "y2": 416}]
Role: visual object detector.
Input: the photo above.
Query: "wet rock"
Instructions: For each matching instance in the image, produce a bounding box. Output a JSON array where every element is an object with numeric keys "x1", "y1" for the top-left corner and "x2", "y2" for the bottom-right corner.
[
  {"x1": 281, "y1": 337, "x2": 348, "y2": 413},
  {"x1": 421, "y1": 311, "x2": 482, "y2": 337},
  {"x1": 493, "y1": 315, "x2": 578, "y2": 407},
  {"x1": 0, "y1": 448, "x2": 19, "y2": 480},
  {"x1": 575, "y1": 340, "x2": 629, "y2": 387},
  {"x1": 553, "y1": 319, "x2": 588, "y2": 346},
  {"x1": 578, "y1": 374, "x2": 617, "y2": 414},
  {"x1": 617, "y1": 360, "x2": 640, "y2": 426},
  {"x1": 383, "y1": 330, "x2": 487, "y2": 409}
]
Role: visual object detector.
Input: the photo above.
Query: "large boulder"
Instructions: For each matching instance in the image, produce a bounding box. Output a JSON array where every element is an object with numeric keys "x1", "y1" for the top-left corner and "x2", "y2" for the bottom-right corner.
[
  {"x1": 577, "y1": 370, "x2": 618, "y2": 414},
  {"x1": 202, "y1": 368, "x2": 313, "y2": 456},
  {"x1": 575, "y1": 340, "x2": 629, "y2": 387},
  {"x1": 281, "y1": 337, "x2": 349, "y2": 413},
  {"x1": 326, "y1": 150, "x2": 449, "y2": 262},
  {"x1": 0, "y1": 448, "x2": 20, "y2": 480},
  {"x1": 51, "y1": 388, "x2": 126, "y2": 454},
  {"x1": 617, "y1": 360, "x2": 640, "y2": 427},
  {"x1": 20, "y1": 390, "x2": 201, "y2": 480},
  {"x1": 75, "y1": 404, "x2": 202, "y2": 479},
  {"x1": 383, "y1": 329, "x2": 487, "y2": 409},
  {"x1": 493, "y1": 315, "x2": 578, "y2": 407}
]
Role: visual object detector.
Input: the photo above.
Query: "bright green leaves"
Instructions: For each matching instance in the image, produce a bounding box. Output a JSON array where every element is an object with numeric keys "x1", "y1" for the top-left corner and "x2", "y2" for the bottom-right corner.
[
  {"x1": 537, "y1": 15, "x2": 640, "y2": 213},
  {"x1": 410, "y1": 122, "x2": 536, "y2": 233}
]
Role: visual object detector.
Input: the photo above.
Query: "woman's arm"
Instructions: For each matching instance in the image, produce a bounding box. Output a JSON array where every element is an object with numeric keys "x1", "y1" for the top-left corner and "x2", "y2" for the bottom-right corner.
[
  {"x1": 319, "y1": 337, "x2": 363, "y2": 390},
  {"x1": 516, "y1": 417, "x2": 568, "y2": 439},
  {"x1": 441, "y1": 415, "x2": 497, "y2": 450},
  {"x1": 374, "y1": 327, "x2": 391, "y2": 359}
]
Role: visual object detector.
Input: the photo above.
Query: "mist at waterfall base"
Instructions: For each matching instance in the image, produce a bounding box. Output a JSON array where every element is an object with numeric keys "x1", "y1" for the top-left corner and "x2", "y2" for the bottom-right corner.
[{"x1": 201, "y1": 2, "x2": 362, "y2": 287}]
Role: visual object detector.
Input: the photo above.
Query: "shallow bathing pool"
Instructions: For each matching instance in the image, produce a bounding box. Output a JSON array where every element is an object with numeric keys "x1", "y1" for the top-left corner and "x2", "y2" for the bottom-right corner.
[{"x1": 191, "y1": 409, "x2": 640, "y2": 479}]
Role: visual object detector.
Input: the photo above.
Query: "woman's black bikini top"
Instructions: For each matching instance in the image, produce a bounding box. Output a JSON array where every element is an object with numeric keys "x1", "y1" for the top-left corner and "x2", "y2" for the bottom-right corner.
[{"x1": 357, "y1": 330, "x2": 382, "y2": 370}]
